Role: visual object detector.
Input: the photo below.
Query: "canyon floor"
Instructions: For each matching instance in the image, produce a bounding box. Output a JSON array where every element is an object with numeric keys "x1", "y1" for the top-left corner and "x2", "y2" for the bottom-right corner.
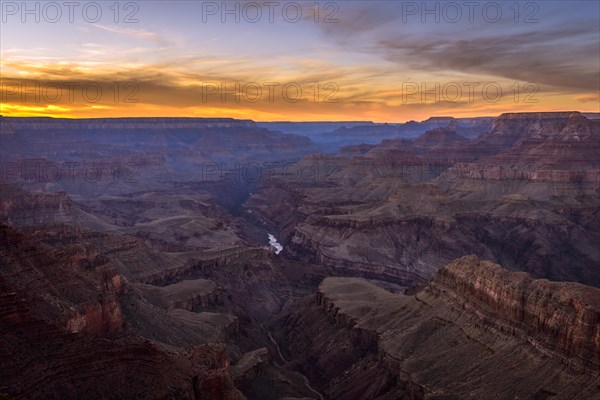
[{"x1": 1, "y1": 113, "x2": 599, "y2": 399}]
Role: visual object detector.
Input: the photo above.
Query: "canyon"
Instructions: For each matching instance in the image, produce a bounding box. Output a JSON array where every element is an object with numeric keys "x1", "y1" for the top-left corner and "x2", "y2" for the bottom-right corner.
[
  {"x1": 248, "y1": 112, "x2": 600, "y2": 288},
  {"x1": 0, "y1": 112, "x2": 599, "y2": 399},
  {"x1": 272, "y1": 256, "x2": 600, "y2": 399}
]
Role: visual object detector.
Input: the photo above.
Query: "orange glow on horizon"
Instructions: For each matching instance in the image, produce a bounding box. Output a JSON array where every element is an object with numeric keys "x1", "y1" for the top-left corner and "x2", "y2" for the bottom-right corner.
[
  {"x1": 2, "y1": 100, "x2": 599, "y2": 123},
  {"x1": 1, "y1": 59, "x2": 598, "y2": 122}
]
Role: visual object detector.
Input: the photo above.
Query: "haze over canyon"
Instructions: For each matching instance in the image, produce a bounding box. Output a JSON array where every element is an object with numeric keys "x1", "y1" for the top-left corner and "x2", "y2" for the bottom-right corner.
[{"x1": 1, "y1": 111, "x2": 599, "y2": 399}]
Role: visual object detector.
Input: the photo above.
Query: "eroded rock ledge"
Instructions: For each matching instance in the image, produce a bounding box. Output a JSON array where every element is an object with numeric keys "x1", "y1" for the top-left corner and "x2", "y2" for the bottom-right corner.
[
  {"x1": 276, "y1": 256, "x2": 600, "y2": 399},
  {"x1": 426, "y1": 255, "x2": 600, "y2": 369}
]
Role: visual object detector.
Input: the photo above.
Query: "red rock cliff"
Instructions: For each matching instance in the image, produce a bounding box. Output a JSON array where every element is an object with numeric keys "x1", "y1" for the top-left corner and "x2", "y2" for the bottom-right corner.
[{"x1": 426, "y1": 255, "x2": 600, "y2": 369}]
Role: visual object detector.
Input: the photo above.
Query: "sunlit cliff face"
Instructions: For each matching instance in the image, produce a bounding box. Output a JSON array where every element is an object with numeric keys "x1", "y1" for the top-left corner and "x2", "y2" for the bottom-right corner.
[{"x1": 1, "y1": 1, "x2": 598, "y2": 121}]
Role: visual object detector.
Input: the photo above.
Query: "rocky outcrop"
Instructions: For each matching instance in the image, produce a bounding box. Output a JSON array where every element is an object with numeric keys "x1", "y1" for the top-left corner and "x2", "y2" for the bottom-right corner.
[
  {"x1": 427, "y1": 255, "x2": 600, "y2": 369},
  {"x1": 339, "y1": 143, "x2": 377, "y2": 157},
  {"x1": 138, "y1": 246, "x2": 274, "y2": 286},
  {"x1": 0, "y1": 224, "x2": 128, "y2": 335},
  {"x1": 273, "y1": 257, "x2": 600, "y2": 399},
  {"x1": 0, "y1": 185, "x2": 75, "y2": 225},
  {"x1": 413, "y1": 127, "x2": 467, "y2": 149},
  {"x1": 445, "y1": 125, "x2": 600, "y2": 183},
  {"x1": 0, "y1": 290, "x2": 246, "y2": 400},
  {"x1": 445, "y1": 160, "x2": 600, "y2": 183},
  {"x1": 0, "y1": 221, "x2": 253, "y2": 398},
  {"x1": 486, "y1": 112, "x2": 598, "y2": 142},
  {"x1": 232, "y1": 348, "x2": 272, "y2": 388},
  {"x1": 136, "y1": 279, "x2": 225, "y2": 311}
]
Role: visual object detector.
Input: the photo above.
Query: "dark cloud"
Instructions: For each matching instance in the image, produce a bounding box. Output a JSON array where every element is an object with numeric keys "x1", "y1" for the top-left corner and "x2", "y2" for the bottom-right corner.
[
  {"x1": 377, "y1": 23, "x2": 599, "y2": 92},
  {"x1": 316, "y1": 2, "x2": 600, "y2": 93}
]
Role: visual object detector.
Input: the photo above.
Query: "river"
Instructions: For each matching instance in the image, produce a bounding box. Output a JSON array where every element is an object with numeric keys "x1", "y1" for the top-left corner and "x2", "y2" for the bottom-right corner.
[{"x1": 268, "y1": 233, "x2": 283, "y2": 255}]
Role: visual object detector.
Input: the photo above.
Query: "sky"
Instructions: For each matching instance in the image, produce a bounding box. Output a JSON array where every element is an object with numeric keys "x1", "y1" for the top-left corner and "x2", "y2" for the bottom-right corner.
[{"x1": 1, "y1": 0, "x2": 599, "y2": 122}]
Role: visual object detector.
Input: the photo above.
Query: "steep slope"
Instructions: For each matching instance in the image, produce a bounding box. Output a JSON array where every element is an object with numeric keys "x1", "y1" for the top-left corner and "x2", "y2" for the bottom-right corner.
[
  {"x1": 247, "y1": 112, "x2": 600, "y2": 287},
  {"x1": 273, "y1": 256, "x2": 600, "y2": 399},
  {"x1": 0, "y1": 184, "x2": 321, "y2": 399},
  {"x1": 0, "y1": 224, "x2": 246, "y2": 399}
]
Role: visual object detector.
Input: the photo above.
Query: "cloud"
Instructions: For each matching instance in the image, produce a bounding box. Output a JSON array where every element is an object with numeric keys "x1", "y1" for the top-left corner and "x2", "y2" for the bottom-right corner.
[
  {"x1": 375, "y1": 24, "x2": 599, "y2": 92},
  {"x1": 576, "y1": 94, "x2": 600, "y2": 104},
  {"x1": 92, "y1": 24, "x2": 171, "y2": 46},
  {"x1": 2, "y1": 0, "x2": 599, "y2": 124},
  {"x1": 315, "y1": 2, "x2": 600, "y2": 93},
  {"x1": 2, "y1": 65, "x2": 595, "y2": 122}
]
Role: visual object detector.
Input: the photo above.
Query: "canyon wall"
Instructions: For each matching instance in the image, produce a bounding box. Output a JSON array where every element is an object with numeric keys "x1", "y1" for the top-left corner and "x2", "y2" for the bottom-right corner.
[
  {"x1": 426, "y1": 255, "x2": 600, "y2": 369},
  {"x1": 0, "y1": 116, "x2": 256, "y2": 130},
  {"x1": 248, "y1": 112, "x2": 600, "y2": 288},
  {"x1": 273, "y1": 256, "x2": 600, "y2": 399}
]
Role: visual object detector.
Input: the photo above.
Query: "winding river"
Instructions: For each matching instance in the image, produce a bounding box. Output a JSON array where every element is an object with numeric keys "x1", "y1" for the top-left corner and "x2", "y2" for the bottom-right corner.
[{"x1": 268, "y1": 233, "x2": 283, "y2": 255}]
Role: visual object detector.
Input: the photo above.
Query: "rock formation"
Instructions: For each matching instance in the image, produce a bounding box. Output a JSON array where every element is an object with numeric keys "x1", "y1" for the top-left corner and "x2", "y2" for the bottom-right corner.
[
  {"x1": 247, "y1": 112, "x2": 600, "y2": 287},
  {"x1": 1, "y1": 112, "x2": 598, "y2": 399},
  {"x1": 273, "y1": 256, "x2": 600, "y2": 399}
]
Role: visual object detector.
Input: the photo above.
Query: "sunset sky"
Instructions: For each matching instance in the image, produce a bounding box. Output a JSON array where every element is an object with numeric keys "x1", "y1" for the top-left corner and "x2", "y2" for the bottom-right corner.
[{"x1": 1, "y1": 0, "x2": 599, "y2": 122}]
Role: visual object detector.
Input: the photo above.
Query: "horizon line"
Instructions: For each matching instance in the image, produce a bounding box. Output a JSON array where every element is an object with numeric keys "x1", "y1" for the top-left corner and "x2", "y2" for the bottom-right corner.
[{"x1": 2, "y1": 111, "x2": 598, "y2": 125}]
